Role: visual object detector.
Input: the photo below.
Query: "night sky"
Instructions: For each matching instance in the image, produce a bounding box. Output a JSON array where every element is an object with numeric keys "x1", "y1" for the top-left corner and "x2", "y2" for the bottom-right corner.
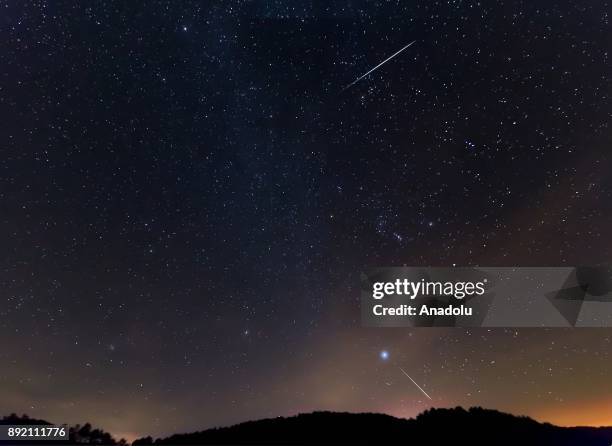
[{"x1": 2, "y1": 0, "x2": 612, "y2": 441}]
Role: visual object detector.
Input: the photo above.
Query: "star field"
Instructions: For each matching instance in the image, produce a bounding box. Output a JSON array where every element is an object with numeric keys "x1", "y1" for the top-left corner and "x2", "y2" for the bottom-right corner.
[{"x1": 1, "y1": 0, "x2": 612, "y2": 440}]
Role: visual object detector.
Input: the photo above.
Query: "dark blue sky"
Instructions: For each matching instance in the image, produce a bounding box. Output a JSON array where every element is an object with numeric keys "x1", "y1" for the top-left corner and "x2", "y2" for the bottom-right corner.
[{"x1": 1, "y1": 0, "x2": 612, "y2": 440}]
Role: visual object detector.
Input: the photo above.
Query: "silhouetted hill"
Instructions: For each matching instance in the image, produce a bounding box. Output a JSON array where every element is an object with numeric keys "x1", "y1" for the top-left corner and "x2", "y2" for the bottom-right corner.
[
  {"x1": 1, "y1": 413, "x2": 52, "y2": 426},
  {"x1": 134, "y1": 407, "x2": 612, "y2": 446},
  {"x1": 4, "y1": 408, "x2": 612, "y2": 445}
]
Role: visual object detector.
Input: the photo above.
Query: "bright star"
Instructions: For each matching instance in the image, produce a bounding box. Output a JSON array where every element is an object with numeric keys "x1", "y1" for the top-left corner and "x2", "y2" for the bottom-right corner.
[{"x1": 380, "y1": 350, "x2": 390, "y2": 361}]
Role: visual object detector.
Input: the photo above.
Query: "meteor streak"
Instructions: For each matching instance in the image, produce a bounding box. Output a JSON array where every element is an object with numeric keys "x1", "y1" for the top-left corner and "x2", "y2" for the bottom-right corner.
[
  {"x1": 399, "y1": 366, "x2": 432, "y2": 400},
  {"x1": 342, "y1": 40, "x2": 416, "y2": 91}
]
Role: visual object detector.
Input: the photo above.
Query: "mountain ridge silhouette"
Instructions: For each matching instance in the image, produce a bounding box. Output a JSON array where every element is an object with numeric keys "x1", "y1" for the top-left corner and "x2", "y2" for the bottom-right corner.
[
  {"x1": 133, "y1": 407, "x2": 612, "y2": 446},
  {"x1": 4, "y1": 407, "x2": 612, "y2": 445}
]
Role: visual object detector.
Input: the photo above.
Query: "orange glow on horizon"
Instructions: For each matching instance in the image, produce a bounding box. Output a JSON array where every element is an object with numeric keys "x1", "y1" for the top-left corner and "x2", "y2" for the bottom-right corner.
[
  {"x1": 533, "y1": 399, "x2": 612, "y2": 428},
  {"x1": 381, "y1": 399, "x2": 612, "y2": 429}
]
